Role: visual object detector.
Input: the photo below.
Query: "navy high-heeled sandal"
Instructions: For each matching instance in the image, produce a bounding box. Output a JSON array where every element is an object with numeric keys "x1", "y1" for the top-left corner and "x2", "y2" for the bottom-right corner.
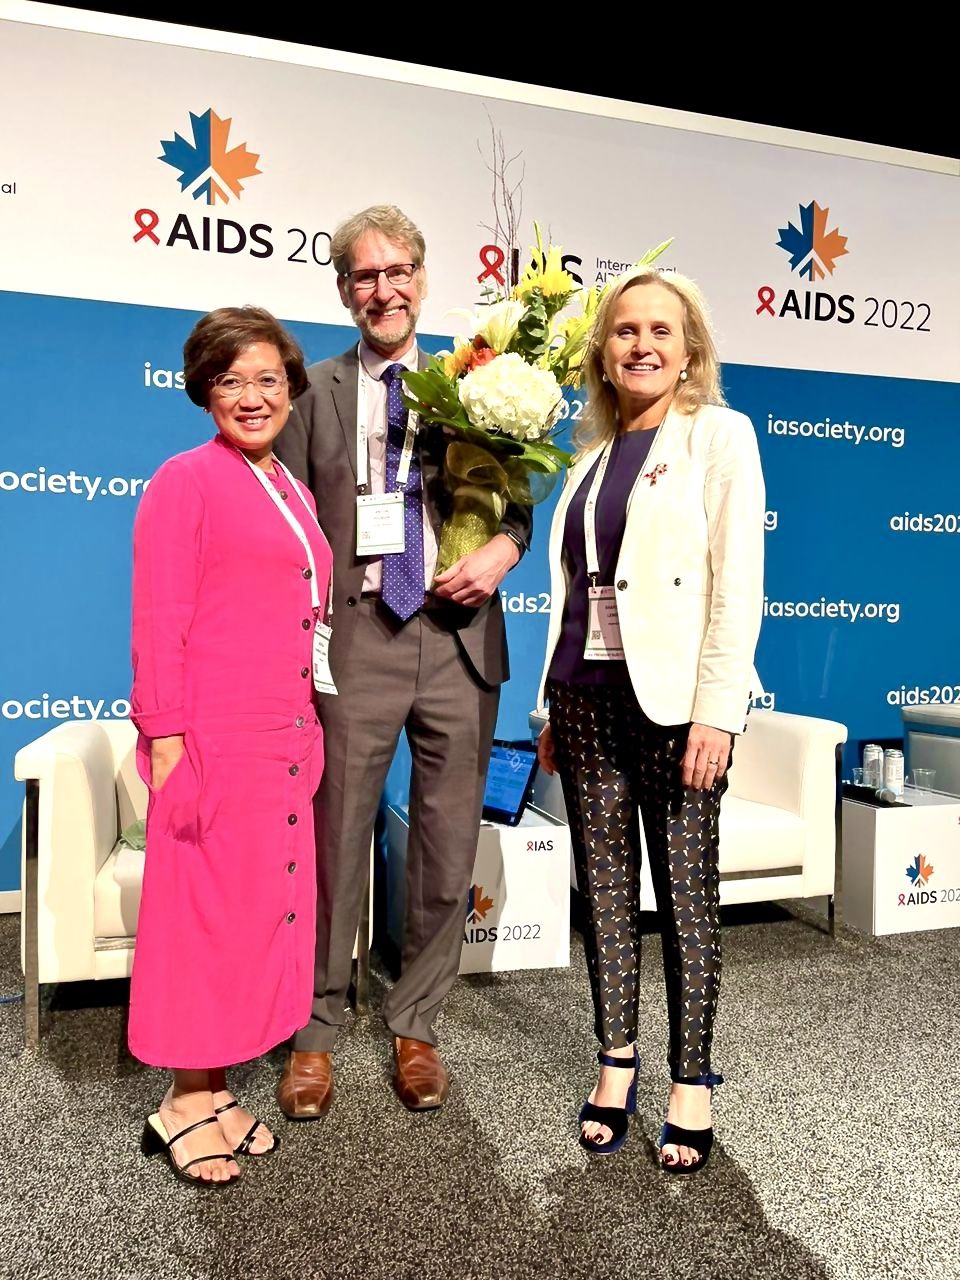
[
  {"x1": 657, "y1": 1072, "x2": 723, "y2": 1175},
  {"x1": 578, "y1": 1048, "x2": 639, "y2": 1156}
]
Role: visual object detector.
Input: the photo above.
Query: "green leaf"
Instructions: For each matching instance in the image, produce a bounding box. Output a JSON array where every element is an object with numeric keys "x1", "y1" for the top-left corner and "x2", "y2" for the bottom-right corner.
[
  {"x1": 531, "y1": 439, "x2": 573, "y2": 465},
  {"x1": 637, "y1": 237, "x2": 674, "y2": 266},
  {"x1": 511, "y1": 295, "x2": 550, "y2": 362},
  {"x1": 542, "y1": 290, "x2": 575, "y2": 320},
  {"x1": 401, "y1": 367, "x2": 468, "y2": 427}
]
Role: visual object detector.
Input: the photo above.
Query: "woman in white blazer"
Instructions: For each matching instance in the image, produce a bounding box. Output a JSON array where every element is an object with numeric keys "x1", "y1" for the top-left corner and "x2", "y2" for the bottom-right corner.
[{"x1": 537, "y1": 267, "x2": 764, "y2": 1171}]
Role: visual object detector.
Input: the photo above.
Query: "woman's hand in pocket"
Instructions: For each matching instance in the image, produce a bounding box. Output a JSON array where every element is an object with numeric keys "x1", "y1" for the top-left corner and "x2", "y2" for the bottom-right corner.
[{"x1": 150, "y1": 735, "x2": 185, "y2": 791}]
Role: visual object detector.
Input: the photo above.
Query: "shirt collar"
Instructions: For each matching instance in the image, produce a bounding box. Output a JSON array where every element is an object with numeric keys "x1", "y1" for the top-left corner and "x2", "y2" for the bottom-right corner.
[{"x1": 359, "y1": 339, "x2": 419, "y2": 382}]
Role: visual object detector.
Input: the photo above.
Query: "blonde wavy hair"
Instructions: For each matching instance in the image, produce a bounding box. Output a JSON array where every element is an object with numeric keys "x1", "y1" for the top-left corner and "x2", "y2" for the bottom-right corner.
[
  {"x1": 331, "y1": 204, "x2": 426, "y2": 276},
  {"x1": 575, "y1": 267, "x2": 725, "y2": 455}
]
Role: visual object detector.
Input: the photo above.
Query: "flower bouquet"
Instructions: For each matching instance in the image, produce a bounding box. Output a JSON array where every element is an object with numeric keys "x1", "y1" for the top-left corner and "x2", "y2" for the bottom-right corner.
[{"x1": 402, "y1": 225, "x2": 673, "y2": 573}]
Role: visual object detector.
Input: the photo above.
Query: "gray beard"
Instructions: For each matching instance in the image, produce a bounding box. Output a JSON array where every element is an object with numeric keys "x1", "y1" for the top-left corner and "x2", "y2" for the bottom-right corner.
[{"x1": 355, "y1": 308, "x2": 416, "y2": 353}]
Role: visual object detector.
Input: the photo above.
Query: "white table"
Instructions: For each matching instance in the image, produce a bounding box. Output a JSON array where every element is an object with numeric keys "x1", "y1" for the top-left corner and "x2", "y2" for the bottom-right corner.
[
  {"x1": 385, "y1": 804, "x2": 570, "y2": 973},
  {"x1": 842, "y1": 787, "x2": 960, "y2": 935}
]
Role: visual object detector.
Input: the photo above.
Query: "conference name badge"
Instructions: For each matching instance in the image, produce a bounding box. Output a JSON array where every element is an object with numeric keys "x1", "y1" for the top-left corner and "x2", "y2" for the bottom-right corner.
[
  {"x1": 312, "y1": 620, "x2": 338, "y2": 695},
  {"x1": 356, "y1": 492, "x2": 406, "y2": 555},
  {"x1": 584, "y1": 585, "x2": 624, "y2": 661}
]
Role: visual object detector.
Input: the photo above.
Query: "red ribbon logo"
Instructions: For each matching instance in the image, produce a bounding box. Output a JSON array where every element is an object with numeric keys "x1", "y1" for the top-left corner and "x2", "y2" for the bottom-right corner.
[
  {"x1": 756, "y1": 286, "x2": 776, "y2": 316},
  {"x1": 133, "y1": 209, "x2": 160, "y2": 245},
  {"x1": 477, "y1": 244, "x2": 506, "y2": 287}
]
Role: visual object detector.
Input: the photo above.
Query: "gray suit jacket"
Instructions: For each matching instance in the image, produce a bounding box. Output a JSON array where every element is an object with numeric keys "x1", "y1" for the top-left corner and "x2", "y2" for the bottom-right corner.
[{"x1": 274, "y1": 345, "x2": 532, "y2": 689}]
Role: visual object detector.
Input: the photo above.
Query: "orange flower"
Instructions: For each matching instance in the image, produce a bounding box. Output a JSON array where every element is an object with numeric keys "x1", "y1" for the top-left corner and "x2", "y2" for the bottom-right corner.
[
  {"x1": 444, "y1": 343, "x2": 475, "y2": 378},
  {"x1": 444, "y1": 337, "x2": 503, "y2": 379},
  {"x1": 466, "y1": 343, "x2": 497, "y2": 372}
]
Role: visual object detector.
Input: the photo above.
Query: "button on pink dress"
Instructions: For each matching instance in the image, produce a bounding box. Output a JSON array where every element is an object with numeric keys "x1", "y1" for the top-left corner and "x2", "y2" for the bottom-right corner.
[{"x1": 128, "y1": 434, "x2": 332, "y2": 1069}]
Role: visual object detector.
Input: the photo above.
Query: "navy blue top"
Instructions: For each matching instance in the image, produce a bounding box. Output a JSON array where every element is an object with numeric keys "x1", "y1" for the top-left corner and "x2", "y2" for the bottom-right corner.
[{"x1": 547, "y1": 428, "x2": 656, "y2": 685}]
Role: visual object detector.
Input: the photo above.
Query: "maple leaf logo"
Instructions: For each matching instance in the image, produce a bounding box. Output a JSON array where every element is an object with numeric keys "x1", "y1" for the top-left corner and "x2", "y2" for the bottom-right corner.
[
  {"x1": 906, "y1": 853, "x2": 934, "y2": 887},
  {"x1": 776, "y1": 201, "x2": 849, "y2": 282},
  {"x1": 158, "y1": 109, "x2": 261, "y2": 205},
  {"x1": 466, "y1": 884, "x2": 494, "y2": 923}
]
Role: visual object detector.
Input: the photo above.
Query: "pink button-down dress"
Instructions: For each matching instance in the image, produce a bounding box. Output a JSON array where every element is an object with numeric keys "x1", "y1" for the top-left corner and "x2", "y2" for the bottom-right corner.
[{"x1": 128, "y1": 434, "x2": 332, "y2": 1069}]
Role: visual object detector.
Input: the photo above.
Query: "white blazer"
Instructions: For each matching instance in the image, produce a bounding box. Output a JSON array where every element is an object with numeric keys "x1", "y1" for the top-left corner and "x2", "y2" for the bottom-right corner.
[{"x1": 538, "y1": 403, "x2": 765, "y2": 736}]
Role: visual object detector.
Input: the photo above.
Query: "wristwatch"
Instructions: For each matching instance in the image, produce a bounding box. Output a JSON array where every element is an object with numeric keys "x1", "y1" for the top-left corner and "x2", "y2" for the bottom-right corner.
[{"x1": 500, "y1": 528, "x2": 527, "y2": 559}]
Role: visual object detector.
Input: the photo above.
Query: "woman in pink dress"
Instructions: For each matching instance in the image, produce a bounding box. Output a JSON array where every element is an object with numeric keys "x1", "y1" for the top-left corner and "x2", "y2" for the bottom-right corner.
[{"x1": 131, "y1": 306, "x2": 332, "y2": 1188}]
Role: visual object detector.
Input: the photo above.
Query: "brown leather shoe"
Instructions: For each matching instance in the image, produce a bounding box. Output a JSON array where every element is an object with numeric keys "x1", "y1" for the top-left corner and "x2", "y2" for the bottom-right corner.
[
  {"x1": 392, "y1": 1036, "x2": 449, "y2": 1111},
  {"x1": 276, "y1": 1051, "x2": 334, "y2": 1120}
]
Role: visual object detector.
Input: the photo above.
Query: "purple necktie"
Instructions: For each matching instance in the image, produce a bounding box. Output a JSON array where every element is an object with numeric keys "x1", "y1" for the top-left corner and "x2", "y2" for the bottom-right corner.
[{"x1": 380, "y1": 363, "x2": 424, "y2": 621}]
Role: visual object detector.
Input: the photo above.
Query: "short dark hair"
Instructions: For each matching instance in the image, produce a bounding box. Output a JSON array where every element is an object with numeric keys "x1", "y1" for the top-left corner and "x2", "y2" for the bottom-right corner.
[{"x1": 183, "y1": 305, "x2": 309, "y2": 407}]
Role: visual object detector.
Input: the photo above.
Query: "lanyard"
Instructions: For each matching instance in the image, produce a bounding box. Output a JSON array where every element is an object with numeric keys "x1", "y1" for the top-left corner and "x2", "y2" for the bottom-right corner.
[
  {"x1": 583, "y1": 425, "x2": 662, "y2": 583},
  {"x1": 356, "y1": 344, "x2": 419, "y2": 493},
  {"x1": 583, "y1": 438, "x2": 616, "y2": 584},
  {"x1": 240, "y1": 452, "x2": 333, "y2": 623}
]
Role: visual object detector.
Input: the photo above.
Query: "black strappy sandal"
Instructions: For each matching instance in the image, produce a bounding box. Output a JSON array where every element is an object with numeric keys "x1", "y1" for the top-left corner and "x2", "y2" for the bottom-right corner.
[
  {"x1": 657, "y1": 1072, "x2": 723, "y2": 1175},
  {"x1": 214, "y1": 1098, "x2": 280, "y2": 1157},
  {"x1": 141, "y1": 1113, "x2": 240, "y2": 1188},
  {"x1": 578, "y1": 1048, "x2": 639, "y2": 1156}
]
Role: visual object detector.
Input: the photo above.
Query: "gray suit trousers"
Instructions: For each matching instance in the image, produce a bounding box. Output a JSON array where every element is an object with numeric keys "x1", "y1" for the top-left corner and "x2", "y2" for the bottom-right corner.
[{"x1": 293, "y1": 598, "x2": 499, "y2": 1050}]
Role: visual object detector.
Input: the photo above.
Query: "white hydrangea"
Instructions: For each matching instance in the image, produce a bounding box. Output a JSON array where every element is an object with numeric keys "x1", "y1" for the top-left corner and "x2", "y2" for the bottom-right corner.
[{"x1": 458, "y1": 352, "x2": 562, "y2": 441}]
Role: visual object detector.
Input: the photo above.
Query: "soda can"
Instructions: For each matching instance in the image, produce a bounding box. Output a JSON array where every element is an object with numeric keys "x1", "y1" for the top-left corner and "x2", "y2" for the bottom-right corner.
[
  {"x1": 862, "y1": 744, "x2": 883, "y2": 789},
  {"x1": 883, "y1": 748, "x2": 904, "y2": 796}
]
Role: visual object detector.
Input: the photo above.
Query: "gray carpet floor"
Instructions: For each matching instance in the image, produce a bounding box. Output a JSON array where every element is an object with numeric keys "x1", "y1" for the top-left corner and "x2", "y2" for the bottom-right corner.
[{"x1": 1, "y1": 903, "x2": 958, "y2": 1280}]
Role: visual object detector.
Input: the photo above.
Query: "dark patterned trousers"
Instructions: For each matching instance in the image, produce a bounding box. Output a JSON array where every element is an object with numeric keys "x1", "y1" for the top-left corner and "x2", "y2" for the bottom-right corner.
[{"x1": 547, "y1": 679, "x2": 728, "y2": 1079}]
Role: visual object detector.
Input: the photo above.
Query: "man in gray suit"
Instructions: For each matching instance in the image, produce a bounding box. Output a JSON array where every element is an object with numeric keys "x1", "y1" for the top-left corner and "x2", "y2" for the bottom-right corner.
[{"x1": 275, "y1": 205, "x2": 531, "y2": 1113}]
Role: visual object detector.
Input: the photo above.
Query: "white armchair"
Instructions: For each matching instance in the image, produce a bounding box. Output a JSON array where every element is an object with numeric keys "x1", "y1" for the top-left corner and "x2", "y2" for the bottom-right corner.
[
  {"x1": 529, "y1": 707, "x2": 847, "y2": 928},
  {"x1": 15, "y1": 718, "x2": 370, "y2": 1048}
]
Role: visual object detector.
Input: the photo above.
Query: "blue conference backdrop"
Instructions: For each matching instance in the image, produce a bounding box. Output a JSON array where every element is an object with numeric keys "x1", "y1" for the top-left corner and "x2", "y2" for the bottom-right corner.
[{"x1": 2, "y1": 288, "x2": 959, "y2": 892}]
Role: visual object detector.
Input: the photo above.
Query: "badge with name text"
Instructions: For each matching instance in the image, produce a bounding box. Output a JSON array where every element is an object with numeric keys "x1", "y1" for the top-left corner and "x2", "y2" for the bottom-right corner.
[
  {"x1": 584, "y1": 585, "x2": 624, "y2": 660},
  {"x1": 356, "y1": 492, "x2": 405, "y2": 555},
  {"x1": 312, "y1": 620, "x2": 338, "y2": 695}
]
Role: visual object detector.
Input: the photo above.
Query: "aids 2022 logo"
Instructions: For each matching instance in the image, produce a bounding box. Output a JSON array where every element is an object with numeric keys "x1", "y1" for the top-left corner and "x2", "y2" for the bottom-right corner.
[
  {"x1": 159, "y1": 108, "x2": 261, "y2": 206},
  {"x1": 899, "y1": 854, "x2": 936, "y2": 906},
  {"x1": 132, "y1": 108, "x2": 332, "y2": 267},
  {"x1": 467, "y1": 884, "x2": 494, "y2": 924},
  {"x1": 463, "y1": 883, "x2": 543, "y2": 945},
  {"x1": 464, "y1": 884, "x2": 497, "y2": 944},
  {"x1": 755, "y1": 200, "x2": 932, "y2": 333}
]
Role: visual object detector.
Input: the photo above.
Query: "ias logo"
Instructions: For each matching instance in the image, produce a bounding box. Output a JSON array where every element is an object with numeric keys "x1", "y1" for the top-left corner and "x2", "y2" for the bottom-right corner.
[
  {"x1": 906, "y1": 854, "x2": 934, "y2": 888},
  {"x1": 776, "y1": 201, "x2": 849, "y2": 282},
  {"x1": 466, "y1": 885, "x2": 494, "y2": 924},
  {"x1": 159, "y1": 108, "x2": 261, "y2": 205}
]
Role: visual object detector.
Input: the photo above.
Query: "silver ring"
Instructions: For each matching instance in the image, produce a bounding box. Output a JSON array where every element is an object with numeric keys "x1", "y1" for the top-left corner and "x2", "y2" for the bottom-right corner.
[{"x1": 707, "y1": 758, "x2": 720, "y2": 766}]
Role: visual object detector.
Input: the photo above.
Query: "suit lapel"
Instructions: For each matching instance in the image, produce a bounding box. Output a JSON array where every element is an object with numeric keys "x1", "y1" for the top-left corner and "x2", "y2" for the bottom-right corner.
[
  {"x1": 336, "y1": 342, "x2": 431, "y2": 490},
  {"x1": 549, "y1": 445, "x2": 604, "y2": 569},
  {"x1": 556, "y1": 408, "x2": 689, "y2": 567},
  {"x1": 330, "y1": 345, "x2": 360, "y2": 482},
  {"x1": 556, "y1": 446, "x2": 604, "y2": 519},
  {"x1": 622, "y1": 404, "x2": 687, "y2": 531}
]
